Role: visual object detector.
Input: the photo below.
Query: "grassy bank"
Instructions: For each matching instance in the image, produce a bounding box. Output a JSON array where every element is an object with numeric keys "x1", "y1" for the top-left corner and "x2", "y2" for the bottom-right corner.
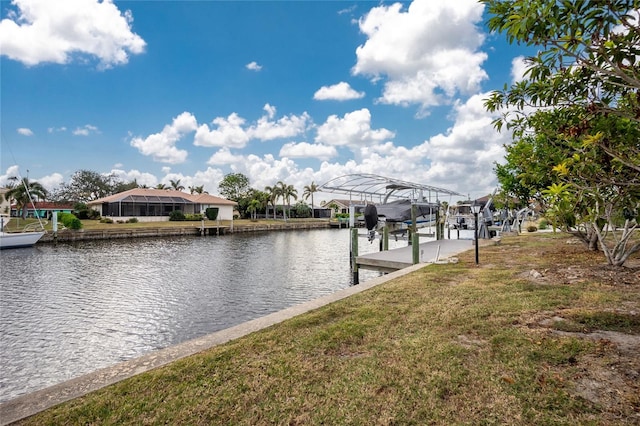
[{"x1": 16, "y1": 233, "x2": 640, "y2": 425}]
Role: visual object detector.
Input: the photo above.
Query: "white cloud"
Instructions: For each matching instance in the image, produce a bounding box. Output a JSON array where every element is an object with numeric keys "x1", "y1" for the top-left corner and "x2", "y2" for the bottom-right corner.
[
  {"x1": 37, "y1": 172, "x2": 65, "y2": 192},
  {"x1": 195, "y1": 105, "x2": 310, "y2": 148},
  {"x1": 48, "y1": 126, "x2": 67, "y2": 133},
  {"x1": 315, "y1": 108, "x2": 395, "y2": 148},
  {"x1": 510, "y1": 55, "x2": 529, "y2": 83},
  {"x1": 313, "y1": 82, "x2": 365, "y2": 101},
  {"x1": 194, "y1": 113, "x2": 250, "y2": 148},
  {"x1": 279, "y1": 142, "x2": 337, "y2": 161},
  {"x1": 206, "y1": 148, "x2": 245, "y2": 166},
  {"x1": 0, "y1": 0, "x2": 146, "y2": 68},
  {"x1": 246, "y1": 61, "x2": 262, "y2": 71},
  {"x1": 17, "y1": 128, "x2": 33, "y2": 136},
  {"x1": 250, "y1": 105, "x2": 310, "y2": 141},
  {"x1": 130, "y1": 112, "x2": 197, "y2": 164},
  {"x1": 72, "y1": 124, "x2": 99, "y2": 136},
  {"x1": 109, "y1": 168, "x2": 158, "y2": 188},
  {"x1": 352, "y1": 0, "x2": 487, "y2": 112}
]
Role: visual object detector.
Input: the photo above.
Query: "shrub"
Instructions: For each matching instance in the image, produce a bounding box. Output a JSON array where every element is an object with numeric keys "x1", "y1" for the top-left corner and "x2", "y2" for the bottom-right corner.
[
  {"x1": 58, "y1": 212, "x2": 82, "y2": 230},
  {"x1": 169, "y1": 210, "x2": 186, "y2": 221},
  {"x1": 527, "y1": 225, "x2": 538, "y2": 233},
  {"x1": 538, "y1": 218, "x2": 548, "y2": 230},
  {"x1": 127, "y1": 217, "x2": 139, "y2": 223},
  {"x1": 100, "y1": 218, "x2": 113, "y2": 224},
  {"x1": 205, "y1": 207, "x2": 219, "y2": 220},
  {"x1": 184, "y1": 214, "x2": 204, "y2": 221}
]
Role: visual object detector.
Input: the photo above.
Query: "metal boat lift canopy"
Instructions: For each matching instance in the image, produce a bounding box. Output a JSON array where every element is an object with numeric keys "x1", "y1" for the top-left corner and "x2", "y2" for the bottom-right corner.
[{"x1": 319, "y1": 173, "x2": 464, "y2": 205}]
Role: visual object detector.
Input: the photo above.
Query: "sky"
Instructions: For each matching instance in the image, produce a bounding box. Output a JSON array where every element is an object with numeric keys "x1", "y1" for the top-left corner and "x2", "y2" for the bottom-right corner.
[{"x1": 0, "y1": 0, "x2": 533, "y2": 203}]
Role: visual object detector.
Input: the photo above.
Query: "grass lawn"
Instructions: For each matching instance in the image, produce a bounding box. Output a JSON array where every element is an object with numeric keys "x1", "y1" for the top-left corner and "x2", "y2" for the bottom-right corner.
[{"x1": 14, "y1": 233, "x2": 640, "y2": 425}]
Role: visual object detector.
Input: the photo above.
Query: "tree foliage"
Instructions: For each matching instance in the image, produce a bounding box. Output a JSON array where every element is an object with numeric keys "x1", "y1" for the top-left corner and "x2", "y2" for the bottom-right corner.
[
  {"x1": 52, "y1": 170, "x2": 134, "y2": 203},
  {"x1": 218, "y1": 173, "x2": 251, "y2": 202},
  {"x1": 483, "y1": 0, "x2": 640, "y2": 265},
  {"x1": 3, "y1": 177, "x2": 48, "y2": 219}
]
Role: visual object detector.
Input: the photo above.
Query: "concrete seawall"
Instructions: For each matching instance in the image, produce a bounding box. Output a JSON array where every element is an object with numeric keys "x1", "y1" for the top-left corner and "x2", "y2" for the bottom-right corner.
[{"x1": 39, "y1": 221, "x2": 332, "y2": 243}]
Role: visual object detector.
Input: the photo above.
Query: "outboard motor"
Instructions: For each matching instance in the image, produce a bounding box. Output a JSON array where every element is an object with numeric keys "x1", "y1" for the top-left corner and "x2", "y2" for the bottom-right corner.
[{"x1": 364, "y1": 204, "x2": 378, "y2": 242}]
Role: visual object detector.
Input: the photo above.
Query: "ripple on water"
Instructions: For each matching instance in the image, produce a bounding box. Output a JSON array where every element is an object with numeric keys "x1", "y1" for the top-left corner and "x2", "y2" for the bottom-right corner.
[{"x1": 0, "y1": 229, "x2": 410, "y2": 401}]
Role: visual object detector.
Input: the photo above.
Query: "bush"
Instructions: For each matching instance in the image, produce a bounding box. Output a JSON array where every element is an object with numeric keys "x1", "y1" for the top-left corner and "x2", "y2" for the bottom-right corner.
[
  {"x1": 184, "y1": 214, "x2": 204, "y2": 221},
  {"x1": 538, "y1": 219, "x2": 548, "y2": 230},
  {"x1": 205, "y1": 207, "x2": 219, "y2": 220},
  {"x1": 527, "y1": 225, "x2": 538, "y2": 233},
  {"x1": 100, "y1": 218, "x2": 113, "y2": 224},
  {"x1": 169, "y1": 210, "x2": 186, "y2": 221},
  {"x1": 127, "y1": 217, "x2": 139, "y2": 223},
  {"x1": 58, "y1": 212, "x2": 82, "y2": 230}
]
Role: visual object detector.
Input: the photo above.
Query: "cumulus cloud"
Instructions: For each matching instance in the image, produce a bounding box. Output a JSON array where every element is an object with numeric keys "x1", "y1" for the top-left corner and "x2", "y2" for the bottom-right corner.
[
  {"x1": 72, "y1": 124, "x2": 99, "y2": 136},
  {"x1": 279, "y1": 142, "x2": 337, "y2": 161},
  {"x1": 0, "y1": 0, "x2": 146, "y2": 68},
  {"x1": 195, "y1": 113, "x2": 250, "y2": 149},
  {"x1": 510, "y1": 55, "x2": 530, "y2": 83},
  {"x1": 251, "y1": 104, "x2": 310, "y2": 141},
  {"x1": 206, "y1": 147, "x2": 246, "y2": 166},
  {"x1": 17, "y1": 128, "x2": 33, "y2": 136},
  {"x1": 313, "y1": 82, "x2": 365, "y2": 101},
  {"x1": 315, "y1": 108, "x2": 395, "y2": 148},
  {"x1": 352, "y1": 0, "x2": 487, "y2": 112},
  {"x1": 246, "y1": 61, "x2": 262, "y2": 71},
  {"x1": 130, "y1": 112, "x2": 197, "y2": 164},
  {"x1": 195, "y1": 105, "x2": 310, "y2": 148},
  {"x1": 47, "y1": 126, "x2": 67, "y2": 133}
]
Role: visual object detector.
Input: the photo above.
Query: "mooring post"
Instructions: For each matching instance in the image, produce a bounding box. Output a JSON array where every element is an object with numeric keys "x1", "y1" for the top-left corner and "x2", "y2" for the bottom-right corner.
[
  {"x1": 412, "y1": 232, "x2": 419, "y2": 264},
  {"x1": 383, "y1": 226, "x2": 389, "y2": 251},
  {"x1": 351, "y1": 227, "x2": 359, "y2": 284}
]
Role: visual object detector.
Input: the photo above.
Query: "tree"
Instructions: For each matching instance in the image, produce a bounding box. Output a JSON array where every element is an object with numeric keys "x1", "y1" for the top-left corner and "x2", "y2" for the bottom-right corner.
[
  {"x1": 303, "y1": 181, "x2": 319, "y2": 218},
  {"x1": 218, "y1": 173, "x2": 251, "y2": 202},
  {"x1": 170, "y1": 179, "x2": 185, "y2": 191},
  {"x1": 293, "y1": 201, "x2": 311, "y2": 218},
  {"x1": 155, "y1": 183, "x2": 168, "y2": 190},
  {"x1": 483, "y1": 0, "x2": 640, "y2": 175},
  {"x1": 189, "y1": 185, "x2": 206, "y2": 194},
  {"x1": 277, "y1": 181, "x2": 297, "y2": 221},
  {"x1": 52, "y1": 170, "x2": 122, "y2": 203},
  {"x1": 264, "y1": 184, "x2": 280, "y2": 219},
  {"x1": 482, "y1": 0, "x2": 640, "y2": 265},
  {"x1": 246, "y1": 199, "x2": 261, "y2": 221},
  {"x1": 3, "y1": 177, "x2": 48, "y2": 219}
]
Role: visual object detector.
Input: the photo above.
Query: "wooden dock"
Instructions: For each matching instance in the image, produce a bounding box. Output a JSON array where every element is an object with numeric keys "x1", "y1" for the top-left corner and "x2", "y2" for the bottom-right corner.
[{"x1": 356, "y1": 239, "x2": 474, "y2": 272}]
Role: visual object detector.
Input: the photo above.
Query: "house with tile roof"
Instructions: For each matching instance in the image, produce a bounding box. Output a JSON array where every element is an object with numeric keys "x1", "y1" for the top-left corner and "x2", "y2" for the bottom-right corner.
[{"x1": 87, "y1": 188, "x2": 237, "y2": 222}]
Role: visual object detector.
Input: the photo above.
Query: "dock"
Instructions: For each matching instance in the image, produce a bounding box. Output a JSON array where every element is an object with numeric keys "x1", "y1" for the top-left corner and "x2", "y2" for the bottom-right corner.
[{"x1": 356, "y1": 239, "x2": 474, "y2": 272}]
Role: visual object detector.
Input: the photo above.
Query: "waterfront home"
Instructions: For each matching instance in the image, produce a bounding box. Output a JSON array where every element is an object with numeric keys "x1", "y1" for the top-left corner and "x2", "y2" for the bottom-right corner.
[
  {"x1": 9, "y1": 201, "x2": 74, "y2": 219},
  {"x1": 88, "y1": 188, "x2": 237, "y2": 222}
]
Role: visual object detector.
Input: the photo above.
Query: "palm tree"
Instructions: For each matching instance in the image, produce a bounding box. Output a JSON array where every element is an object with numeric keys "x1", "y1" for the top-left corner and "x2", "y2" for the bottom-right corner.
[
  {"x1": 155, "y1": 183, "x2": 168, "y2": 190},
  {"x1": 247, "y1": 199, "x2": 261, "y2": 221},
  {"x1": 170, "y1": 179, "x2": 185, "y2": 191},
  {"x1": 303, "y1": 181, "x2": 319, "y2": 218},
  {"x1": 265, "y1": 184, "x2": 280, "y2": 219},
  {"x1": 279, "y1": 182, "x2": 298, "y2": 221},
  {"x1": 189, "y1": 185, "x2": 206, "y2": 194},
  {"x1": 3, "y1": 177, "x2": 48, "y2": 219}
]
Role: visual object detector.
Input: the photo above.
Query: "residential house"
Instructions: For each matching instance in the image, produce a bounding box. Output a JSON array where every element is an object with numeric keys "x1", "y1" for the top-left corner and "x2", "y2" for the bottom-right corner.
[{"x1": 87, "y1": 188, "x2": 237, "y2": 222}]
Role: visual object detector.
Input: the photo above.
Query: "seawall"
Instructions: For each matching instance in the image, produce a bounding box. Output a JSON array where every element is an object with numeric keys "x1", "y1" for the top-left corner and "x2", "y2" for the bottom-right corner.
[{"x1": 39, "y1": 221, "x2": 333, "y2": 243}]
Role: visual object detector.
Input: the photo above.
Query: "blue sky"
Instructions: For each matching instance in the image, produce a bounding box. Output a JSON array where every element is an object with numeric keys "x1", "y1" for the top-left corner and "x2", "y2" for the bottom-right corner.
[{"x1": 1, "y1": 0, "x2": 532, "y2": 202}]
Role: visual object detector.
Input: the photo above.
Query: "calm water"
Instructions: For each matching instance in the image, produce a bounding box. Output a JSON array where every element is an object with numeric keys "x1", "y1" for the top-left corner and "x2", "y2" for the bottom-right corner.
[{"x1": 0, "y1": 228, "x2": 408, "y2": 402}]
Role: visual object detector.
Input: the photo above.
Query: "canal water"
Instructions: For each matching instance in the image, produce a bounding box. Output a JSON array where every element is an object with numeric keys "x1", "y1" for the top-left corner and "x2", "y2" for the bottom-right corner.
[{"x1": 0, "y1": 228, "x2": 411, "y2": 402}]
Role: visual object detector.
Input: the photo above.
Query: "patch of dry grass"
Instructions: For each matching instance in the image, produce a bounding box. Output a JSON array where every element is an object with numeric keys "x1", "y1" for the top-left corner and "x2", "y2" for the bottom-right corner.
[{"x1": 17, "y1": 233, "x2": 640, "y2": 425}]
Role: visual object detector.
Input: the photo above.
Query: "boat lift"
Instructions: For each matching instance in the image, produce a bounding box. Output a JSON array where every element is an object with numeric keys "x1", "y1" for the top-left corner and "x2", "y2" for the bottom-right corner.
[{"x1": 319, "y1": 174, "x2": 465, "y2": 283}]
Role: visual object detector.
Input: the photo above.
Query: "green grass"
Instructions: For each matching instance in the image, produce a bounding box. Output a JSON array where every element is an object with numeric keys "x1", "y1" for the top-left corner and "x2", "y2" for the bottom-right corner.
[{"x1": 16, "y1": 233, "x2": 640, "y2": 425}]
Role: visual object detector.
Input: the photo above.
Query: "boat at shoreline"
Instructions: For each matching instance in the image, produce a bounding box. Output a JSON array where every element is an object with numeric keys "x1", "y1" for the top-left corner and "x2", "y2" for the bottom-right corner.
[
  {"x1": 0, "y1": 215, "x2": 46, "y2": 250},
  {"x1": 0, "y1": 229, "x2": 45, "y2": 249}
]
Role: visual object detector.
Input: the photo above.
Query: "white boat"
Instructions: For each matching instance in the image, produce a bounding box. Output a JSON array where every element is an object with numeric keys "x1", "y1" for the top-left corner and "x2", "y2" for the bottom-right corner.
[{"x1": 0, "y1": 230, "x2": 45, "y2": 249}]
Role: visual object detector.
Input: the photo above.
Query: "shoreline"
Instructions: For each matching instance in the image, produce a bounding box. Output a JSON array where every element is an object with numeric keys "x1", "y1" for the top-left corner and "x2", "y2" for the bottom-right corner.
[{"x1": 38, "y1": 220, "x2": 335, "y2": 243}]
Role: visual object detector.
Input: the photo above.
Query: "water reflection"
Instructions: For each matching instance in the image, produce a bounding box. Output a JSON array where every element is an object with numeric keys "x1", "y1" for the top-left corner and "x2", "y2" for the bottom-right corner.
[{"x1": 0, "y1": 229, "x2": 405, "y2": 402}]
